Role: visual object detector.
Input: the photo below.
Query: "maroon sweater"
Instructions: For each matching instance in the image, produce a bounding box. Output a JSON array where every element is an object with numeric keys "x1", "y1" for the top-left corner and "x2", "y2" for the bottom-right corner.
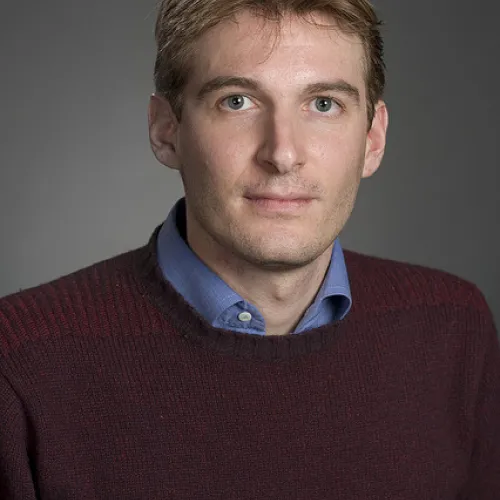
[{"x1": 1, "y1": 226, "x2": 499, "y2": 499}]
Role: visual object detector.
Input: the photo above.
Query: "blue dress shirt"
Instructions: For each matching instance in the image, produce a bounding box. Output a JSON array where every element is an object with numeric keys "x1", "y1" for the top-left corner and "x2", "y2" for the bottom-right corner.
[{"x1": 157, "y1": 198, "x2": 352, "y2": 335}]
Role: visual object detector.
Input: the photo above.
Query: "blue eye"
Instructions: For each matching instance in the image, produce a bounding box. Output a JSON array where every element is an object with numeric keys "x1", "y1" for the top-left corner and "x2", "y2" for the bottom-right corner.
[
  {"x1": 310, "y1": 97, "x2": 341, "y2": 114},
  {"x1": 228, "y1": 96, "x2": 244, "y2": 110},
  {"x1": 222, "y1": 95, "x2": 253, "y2": 111},
  {"x1": 316, "y1": 98, "x2": 333, "y2": 112}
]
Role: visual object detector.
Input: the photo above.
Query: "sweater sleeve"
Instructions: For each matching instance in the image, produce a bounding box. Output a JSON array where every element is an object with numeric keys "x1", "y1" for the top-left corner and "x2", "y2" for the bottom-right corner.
[
  {"x1": 0, "y1": 371, "x2": 37, "y2": 499},
  {"x1": 462, "y1": 308, "x2": 500, "y2": 499}
]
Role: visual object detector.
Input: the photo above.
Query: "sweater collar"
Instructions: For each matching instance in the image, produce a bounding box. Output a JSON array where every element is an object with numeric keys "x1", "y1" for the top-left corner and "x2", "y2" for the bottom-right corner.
[{"x1": 134, "y1": 224, "x2": 355, "y2": 361}]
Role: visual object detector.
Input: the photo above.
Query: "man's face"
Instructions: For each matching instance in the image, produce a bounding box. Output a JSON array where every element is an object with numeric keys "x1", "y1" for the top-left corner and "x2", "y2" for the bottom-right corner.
[{"x1": 152, "y1": 11, "x2": 387, "y2": 270}]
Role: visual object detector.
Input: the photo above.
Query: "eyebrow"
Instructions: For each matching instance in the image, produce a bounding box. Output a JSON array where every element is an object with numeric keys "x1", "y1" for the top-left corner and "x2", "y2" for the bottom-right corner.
[{"x1": 196, "y1": 76, "x2": 361, "y2": 105}]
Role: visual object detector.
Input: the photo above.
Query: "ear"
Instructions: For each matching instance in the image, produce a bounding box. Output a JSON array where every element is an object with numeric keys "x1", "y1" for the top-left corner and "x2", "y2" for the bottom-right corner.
[
  {"x1": 148, "y1": 93, "x2": 181, "y2": 171},
  {"x1": 362, "y1": 100, "x2": 389, "y2": 179}
]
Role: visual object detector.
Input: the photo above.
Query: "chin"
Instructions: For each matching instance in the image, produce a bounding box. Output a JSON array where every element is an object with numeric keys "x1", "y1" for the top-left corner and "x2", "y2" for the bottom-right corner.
[{"x1": 234, "y1": 240, "x2": 324, "y2": 270}]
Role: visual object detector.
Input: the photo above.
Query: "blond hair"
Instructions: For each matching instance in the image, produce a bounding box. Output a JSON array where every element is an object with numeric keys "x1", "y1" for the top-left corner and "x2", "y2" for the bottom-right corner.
[{"x1": 154, "y1": 0, "x2": 385, "y2": 123}]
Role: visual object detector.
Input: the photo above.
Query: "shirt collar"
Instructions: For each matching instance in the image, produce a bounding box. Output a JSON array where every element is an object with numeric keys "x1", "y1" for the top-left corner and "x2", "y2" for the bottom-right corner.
[{"x1": 157, "y1": 198, "x2": 352, "y2": 331}]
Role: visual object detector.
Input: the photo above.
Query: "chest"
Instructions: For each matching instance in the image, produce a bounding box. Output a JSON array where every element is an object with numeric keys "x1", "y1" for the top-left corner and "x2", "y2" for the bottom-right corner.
[{"x1": 32, "y1": 349, "x2": 470, "y2": 499}]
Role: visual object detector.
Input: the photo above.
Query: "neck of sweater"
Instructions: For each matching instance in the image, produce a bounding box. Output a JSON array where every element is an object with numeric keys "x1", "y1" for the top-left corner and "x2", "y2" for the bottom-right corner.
[{"x1": 134, "y1": 225, "x2": 353, "y2": 361}]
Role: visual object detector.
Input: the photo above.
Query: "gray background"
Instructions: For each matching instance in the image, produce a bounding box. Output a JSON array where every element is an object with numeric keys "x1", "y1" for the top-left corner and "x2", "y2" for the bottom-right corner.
[{"x1": 1, "y1": 0, "x2": 499, "y2": 326}]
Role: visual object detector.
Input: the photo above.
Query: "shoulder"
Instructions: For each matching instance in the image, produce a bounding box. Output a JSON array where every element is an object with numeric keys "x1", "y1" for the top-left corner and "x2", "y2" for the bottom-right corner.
[
  {"x1": 343, "y1": 249, "x2": 491, "y2": 315},
  {"x1": 0, "y1": 247, "x2": 142, "y2": 358}
]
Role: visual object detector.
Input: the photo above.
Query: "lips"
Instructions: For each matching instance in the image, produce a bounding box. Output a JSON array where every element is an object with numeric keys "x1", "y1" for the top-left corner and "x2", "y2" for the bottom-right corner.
[{"x1": 245, "y1": 192, "x2": 314, "y2": 201}]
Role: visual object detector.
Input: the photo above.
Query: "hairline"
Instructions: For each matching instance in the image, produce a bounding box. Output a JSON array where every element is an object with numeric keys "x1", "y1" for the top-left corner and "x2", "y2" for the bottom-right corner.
[{"x1": 158, "y1": 7, "x2": 378, "y2": 124}]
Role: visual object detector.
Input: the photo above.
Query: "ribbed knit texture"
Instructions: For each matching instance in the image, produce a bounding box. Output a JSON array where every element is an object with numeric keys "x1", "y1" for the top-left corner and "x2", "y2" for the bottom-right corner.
[{"x1": 1, "y1": 225, "x2": 499, "y2": 499}]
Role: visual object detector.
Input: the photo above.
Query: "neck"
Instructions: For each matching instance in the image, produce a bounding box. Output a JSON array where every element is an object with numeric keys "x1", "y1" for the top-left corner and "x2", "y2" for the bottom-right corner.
[
  {"x1": 240, "y1": 259, "x2": 331, "y2": 336},
  {"x1": 186, "y1": 222, "x2": 332, "y2": 337}
]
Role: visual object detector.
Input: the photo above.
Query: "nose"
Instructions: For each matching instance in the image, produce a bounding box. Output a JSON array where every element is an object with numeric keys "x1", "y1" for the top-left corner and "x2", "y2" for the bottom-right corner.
[{"x1": 255, "y1": 111, "x2": 305, "y2": 174}]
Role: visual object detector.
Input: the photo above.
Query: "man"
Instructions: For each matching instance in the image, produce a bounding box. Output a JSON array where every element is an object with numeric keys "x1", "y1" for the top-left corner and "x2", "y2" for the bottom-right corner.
[{"x1": 0, "y1": 0, "x2": 498, "y2": 498}]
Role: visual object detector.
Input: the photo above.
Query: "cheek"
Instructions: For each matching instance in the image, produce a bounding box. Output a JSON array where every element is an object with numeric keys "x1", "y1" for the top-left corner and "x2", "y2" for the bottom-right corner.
[
  {"x1": 181, "y1": 121, "x2": 254, "y2": 187},
  {"x1": 311, "y1": 128, "x2": 365, "y2": 173},
  {"x1": 310, "y1": 130, "x2": 366, "y2": 202},
  {"x1": 177, "y1": 130, "x2": 247, "y2": 200},
  {"x1": 305, "y1": 110, "x2": 367, "y2": 151}
]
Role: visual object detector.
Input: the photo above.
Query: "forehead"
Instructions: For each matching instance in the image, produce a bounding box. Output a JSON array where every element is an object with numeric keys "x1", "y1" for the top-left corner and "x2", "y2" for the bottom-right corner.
[{"x1": 186, "y1": 10, "x2": 367, "y2": 96}]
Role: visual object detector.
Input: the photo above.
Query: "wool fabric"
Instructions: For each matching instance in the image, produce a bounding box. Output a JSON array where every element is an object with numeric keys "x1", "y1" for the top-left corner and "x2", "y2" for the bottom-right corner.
[{"x1": 1, "y1": 225, "x2": 499, "y2": 499}]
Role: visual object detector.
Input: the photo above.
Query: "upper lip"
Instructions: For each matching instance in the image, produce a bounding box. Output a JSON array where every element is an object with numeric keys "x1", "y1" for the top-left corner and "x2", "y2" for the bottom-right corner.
[{"x1": 245, "y1": 192, "x2": 315, "y2": 201}]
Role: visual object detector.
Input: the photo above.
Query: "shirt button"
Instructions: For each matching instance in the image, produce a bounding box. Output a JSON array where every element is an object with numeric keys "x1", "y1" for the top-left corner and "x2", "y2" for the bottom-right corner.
[{"x1": 238, "y1": 312, "x2": 252, "y2": 323}]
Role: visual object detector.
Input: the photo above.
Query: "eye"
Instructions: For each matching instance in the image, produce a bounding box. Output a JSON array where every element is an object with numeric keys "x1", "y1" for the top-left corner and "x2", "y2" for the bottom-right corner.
[
  {"x1": 309, "y1": 97, "x2": 342, "y2": 115},
  {"x1": 221, "y1": 95, "x2": 254, "y2": 111}
]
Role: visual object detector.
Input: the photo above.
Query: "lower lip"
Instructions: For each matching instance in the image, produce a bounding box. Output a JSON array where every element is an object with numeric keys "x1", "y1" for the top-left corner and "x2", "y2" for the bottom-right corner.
[{"x1": 246, "y1": 198, "x2": 313, "y2": 213}]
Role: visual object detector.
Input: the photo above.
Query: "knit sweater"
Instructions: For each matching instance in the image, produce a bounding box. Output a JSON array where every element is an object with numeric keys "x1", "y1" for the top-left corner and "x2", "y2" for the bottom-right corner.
[{"x1": 0, "y1": 225, "x2": 499, "y2": 499}]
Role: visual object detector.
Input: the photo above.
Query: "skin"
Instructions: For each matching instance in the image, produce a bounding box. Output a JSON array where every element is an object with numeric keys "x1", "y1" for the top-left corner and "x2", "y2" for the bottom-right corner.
[{"x1": 149, "y1": 11, "x2": 388, "y2": 336}]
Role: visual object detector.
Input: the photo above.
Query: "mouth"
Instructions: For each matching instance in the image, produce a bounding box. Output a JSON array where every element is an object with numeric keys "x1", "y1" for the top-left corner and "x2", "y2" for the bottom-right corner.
[
  {"x1": 244, "y1": 194, "x2": 314, "y2": 213},
  {"x1": 245, "y1": 191, "x2": 315, "y2": 201}
]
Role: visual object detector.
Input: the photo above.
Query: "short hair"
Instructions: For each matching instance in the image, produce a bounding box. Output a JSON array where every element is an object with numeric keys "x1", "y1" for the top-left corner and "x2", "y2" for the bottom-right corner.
[{"x1": 154, "y1": 0, "x2": 385, "y2": 124}]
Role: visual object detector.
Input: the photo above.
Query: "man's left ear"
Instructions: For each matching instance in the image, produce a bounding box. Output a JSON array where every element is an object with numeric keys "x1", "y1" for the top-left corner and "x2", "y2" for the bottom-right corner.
[{"x1": 362, "y1": 101, "x2": 389, "y2": 179}]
